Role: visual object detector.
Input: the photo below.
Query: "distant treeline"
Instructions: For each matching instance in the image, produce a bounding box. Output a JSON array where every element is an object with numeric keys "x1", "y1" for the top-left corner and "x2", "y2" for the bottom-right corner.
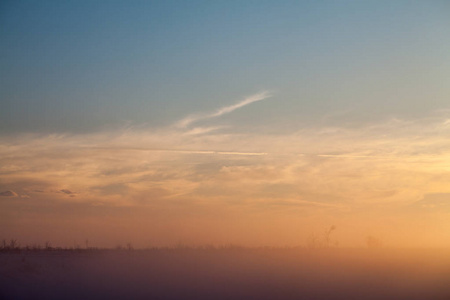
[{"x1": 0, "y1": 239, "x2": 309, "y2": 253}]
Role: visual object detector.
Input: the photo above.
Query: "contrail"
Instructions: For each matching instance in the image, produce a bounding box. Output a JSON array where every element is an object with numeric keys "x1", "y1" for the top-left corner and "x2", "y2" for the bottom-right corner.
[
  {"x1": 176, "y1": 91, "x2": 271, "y2": 128},
  {"x1": 89, "y1": 147, "x2": 267, "y2": 156}
]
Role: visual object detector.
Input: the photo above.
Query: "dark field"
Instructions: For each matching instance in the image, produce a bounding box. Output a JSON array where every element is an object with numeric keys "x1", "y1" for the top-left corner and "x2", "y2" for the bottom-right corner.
[{"x1": 1, "y1": 248, "x2": 450, "y2": 300}]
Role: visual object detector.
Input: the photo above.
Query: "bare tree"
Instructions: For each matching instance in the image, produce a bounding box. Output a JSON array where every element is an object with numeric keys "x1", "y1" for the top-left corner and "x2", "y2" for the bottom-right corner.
[
  {"x1": 45, "y1": 241, "x2": 52, "y2": 250},
  {"x1": 9, "y1": 239, "x2": 18, "y2": 250},
  {"x1": 126, "y1": 242, "x2": 133, "y2": 251},
  {"x1": 324, "y1": 225, "x2": 337, "y2": 248}
]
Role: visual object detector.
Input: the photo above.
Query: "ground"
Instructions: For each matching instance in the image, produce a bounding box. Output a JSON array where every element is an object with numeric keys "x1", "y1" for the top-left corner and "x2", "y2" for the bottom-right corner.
[{"x1": 1, "y1": 248, "x2": 449, "y2": 300}]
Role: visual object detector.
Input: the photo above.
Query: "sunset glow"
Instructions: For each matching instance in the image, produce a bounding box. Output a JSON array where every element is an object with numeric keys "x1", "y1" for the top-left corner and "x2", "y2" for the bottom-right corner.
[{"x1": 1, "y1": 1, "x2": 450, "y2": 249}]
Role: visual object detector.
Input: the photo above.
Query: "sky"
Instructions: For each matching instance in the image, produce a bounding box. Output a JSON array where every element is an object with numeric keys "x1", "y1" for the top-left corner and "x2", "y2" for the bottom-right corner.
[{"x1": 1, "y1": 1, "x2": 450, "y2": 248}]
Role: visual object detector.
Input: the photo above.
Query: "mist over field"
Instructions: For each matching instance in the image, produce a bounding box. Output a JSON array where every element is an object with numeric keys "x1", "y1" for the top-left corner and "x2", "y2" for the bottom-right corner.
[{"x1": 1, "y1": 247, "x2": 450, "y2": 300}]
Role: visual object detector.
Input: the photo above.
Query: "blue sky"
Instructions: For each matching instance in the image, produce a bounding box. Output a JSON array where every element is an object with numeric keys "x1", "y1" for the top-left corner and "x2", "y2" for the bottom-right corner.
[{"x1": 2, "y1": 0, "x2": 449, "y2": 133}]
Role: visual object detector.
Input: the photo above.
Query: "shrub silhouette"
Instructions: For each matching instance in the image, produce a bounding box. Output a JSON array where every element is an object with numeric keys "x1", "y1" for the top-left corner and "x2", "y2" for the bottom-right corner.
[{"x1": 307, "y1": 225, "x2": 338, "y2": 249}]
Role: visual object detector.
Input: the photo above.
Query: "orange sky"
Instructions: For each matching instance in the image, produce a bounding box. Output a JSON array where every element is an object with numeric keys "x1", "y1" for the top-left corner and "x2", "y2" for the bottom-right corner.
[{"x1": 2, "y1": 110, "x2": 450, "y2": 248}]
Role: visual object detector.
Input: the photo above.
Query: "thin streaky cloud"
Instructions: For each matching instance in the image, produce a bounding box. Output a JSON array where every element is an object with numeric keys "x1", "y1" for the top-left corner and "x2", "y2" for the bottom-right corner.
[
  {"x1": 317, "y1": 154, "x2": 374, "y2": 158},
  {"x1": 184, "y1": 126, "x2": 223, "y2": 135},
  {"x1": 86, "y1": 147, "x2": 266, "y2": 156},
  {"x1": 209, "y1": 91, "x2": 271, "y2": 118},
  {"x1": 176, "y1": 91, "x2": 271, "y2": 128},
  {"x1": 217, "y1": 151, "x2": 267, "y2": 156}
]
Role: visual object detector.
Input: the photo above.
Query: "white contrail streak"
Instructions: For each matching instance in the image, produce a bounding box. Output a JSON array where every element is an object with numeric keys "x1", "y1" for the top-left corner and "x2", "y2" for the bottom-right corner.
[
  {"x1": 176, "y1": 91, "x2": 271, "y2": 128},
  {"x1": 89, "y1": 147, "x2": 267, "y2": 156}
]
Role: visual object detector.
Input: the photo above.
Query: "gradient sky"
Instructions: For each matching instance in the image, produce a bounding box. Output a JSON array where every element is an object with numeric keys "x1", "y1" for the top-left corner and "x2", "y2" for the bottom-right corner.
[{"x1": 1, "y1": 1, "x2": 450, "y2": 248}]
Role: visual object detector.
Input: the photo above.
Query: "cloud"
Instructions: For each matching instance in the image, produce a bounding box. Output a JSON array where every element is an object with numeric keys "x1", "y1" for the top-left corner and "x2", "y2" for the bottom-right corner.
[
  {"x1": 0, "y1": 190, "x2": 18, "y2": 197},
  {"x1": 409, "y1": 193, "x2": 450, "y2": 212},
  {"x1": 184, "y1": 127, "x2": 222, "y2": 135},
  {"x1": 91, "y1": 183, "x2": 129, "y2": 196},
  {"x1": 262, "y1": 199, "x2": 345, "y2": 209},
  {"x1": 216, "y1": 151, "x2": 267, "y2": 156},
  {"x1": 2, "y1": 112, "x2": 450, "y2": 212},
  {"x1": 4, "y1": 112, "x2": 450, "y2": 247},
  {"x1": 60, "y1": 189, "x2": 76, "y2": 195},
  {"x1": 175, "y1": 91, "x2": 271, "y2": 128}
]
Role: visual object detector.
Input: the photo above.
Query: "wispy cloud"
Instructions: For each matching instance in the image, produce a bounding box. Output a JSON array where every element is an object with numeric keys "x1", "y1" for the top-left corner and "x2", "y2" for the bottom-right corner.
[
  {"x1": 3, "y1": 114, "x2": 450, "y2": 247},
  {"x1": 176, "y1": 91, "x2": 271, "y2": 128},
  {"x1": 216, "y1": 151, "x2": 267, "y2": 156},
  {"x1": 184, "y1": 126, "x2": 223, "y2": 135},
  {"x1": 0, "y1": 190, "x2": 18, "y2": 197}
]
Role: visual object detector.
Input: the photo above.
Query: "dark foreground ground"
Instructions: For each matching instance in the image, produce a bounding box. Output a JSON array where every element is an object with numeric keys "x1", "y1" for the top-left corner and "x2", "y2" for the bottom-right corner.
[{"x1": 1, "y1": 248, "x2": 450, "y2": 300}]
